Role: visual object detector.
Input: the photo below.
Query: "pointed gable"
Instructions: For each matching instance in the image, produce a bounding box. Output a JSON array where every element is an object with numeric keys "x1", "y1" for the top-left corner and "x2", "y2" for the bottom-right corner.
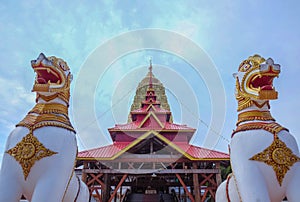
[
  {"x1": 146, "y1": 104, "x2": 157, "y2": 112},
  {"x1": 138, "y1": 111, "x2": 164, "y2": 129}
]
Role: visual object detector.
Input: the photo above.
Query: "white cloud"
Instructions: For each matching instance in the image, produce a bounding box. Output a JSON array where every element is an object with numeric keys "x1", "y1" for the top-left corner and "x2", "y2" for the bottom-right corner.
[
  {"x1": 1, "y1": 0, "x2": 300, "y2": 160},
  {"x1": 0, "y1": 77, "x2": 35, "y2": 117}
]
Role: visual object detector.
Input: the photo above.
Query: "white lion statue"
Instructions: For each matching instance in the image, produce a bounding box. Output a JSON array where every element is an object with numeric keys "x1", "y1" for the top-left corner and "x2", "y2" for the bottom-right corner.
[
  {"x1": 216, "y1": 55, "x2": 300, "y2": 202},
  {"x1": 0, "y1": 53, "x2": 89, "y2": 201}
]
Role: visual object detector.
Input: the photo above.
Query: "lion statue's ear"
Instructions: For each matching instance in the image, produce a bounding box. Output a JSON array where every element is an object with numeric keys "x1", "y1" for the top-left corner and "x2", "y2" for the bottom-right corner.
[
  {"x1": 235, "y1": 77, "x2": 241, "y2": 94},
  {"x1": 69, "y1": 73, "x2": 73, "y2": 82}
]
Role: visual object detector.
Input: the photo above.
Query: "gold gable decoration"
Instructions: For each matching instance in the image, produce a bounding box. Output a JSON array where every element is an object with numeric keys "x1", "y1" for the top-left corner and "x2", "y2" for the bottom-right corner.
[{"x1": 128, "y1": 72, "x2": 173, "y2": 122}]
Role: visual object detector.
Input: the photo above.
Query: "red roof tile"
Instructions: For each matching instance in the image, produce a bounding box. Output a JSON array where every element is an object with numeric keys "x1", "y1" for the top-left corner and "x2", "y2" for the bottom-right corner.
[
  {"x1": 77, "y1": 141, "x2": 229, "y2": 160},
  {"x1": 174, "y1": 142, "x2": 229, "y2": 159},
  {"x1": 77, "y1": 142, "x2": 130, "y2": 159},
  {"x1": 164, "y1": 122, "x2": 194, "y2": 130},
  {"x1": 112, "y1": 122, "x2": 139, "y2": 130},
  {"x1": 109, "y1": 122, "x2": 195, "y2": 131}
]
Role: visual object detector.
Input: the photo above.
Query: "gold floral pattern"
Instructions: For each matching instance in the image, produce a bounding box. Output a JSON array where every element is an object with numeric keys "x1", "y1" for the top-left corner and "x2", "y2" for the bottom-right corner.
[
  {"x1": 250, "y1": 137, "x2": 300, "y2": 186},
  {"x1": 6, "y1": 132, "x2": 57, "y2": 180}
]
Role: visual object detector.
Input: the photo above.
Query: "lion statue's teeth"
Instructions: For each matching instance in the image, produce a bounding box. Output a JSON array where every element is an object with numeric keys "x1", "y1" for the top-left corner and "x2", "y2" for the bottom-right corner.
[
  {"x1": 31, "y1": 53, "x2": 72, "y2": 105},
  {"x1": 234, "y1": 54, "x2": 280, "y2": 111}
]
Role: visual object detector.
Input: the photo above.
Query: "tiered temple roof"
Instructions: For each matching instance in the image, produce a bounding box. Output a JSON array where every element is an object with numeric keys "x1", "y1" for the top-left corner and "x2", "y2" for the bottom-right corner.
[
  {"x1": 76, "y1": 62, "x2": 230, "y2": 202},
  {"x1": 78, "y1": 62, "x2": 229, "y2": 161}
]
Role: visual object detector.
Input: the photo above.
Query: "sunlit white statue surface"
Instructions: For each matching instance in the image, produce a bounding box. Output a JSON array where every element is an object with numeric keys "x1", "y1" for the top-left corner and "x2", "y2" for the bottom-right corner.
[
  {"x1": 216, "y1": 55, "x2": 300, "y2": 202},
  {"x1": 0, "y1": 53, "x2": 89, "y2": 201}
]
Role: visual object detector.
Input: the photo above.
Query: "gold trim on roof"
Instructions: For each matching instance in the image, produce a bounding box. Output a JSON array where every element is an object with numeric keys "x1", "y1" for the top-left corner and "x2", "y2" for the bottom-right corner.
[
  {"x1": 6, "y1": 132, "x2": 57, "y2": 180},
  {"x1": 77, "y1": 130, "x2": 229, "y2": 161},
  {"x1": 138, "y1": 111, "x2": 164, "y2": 128},
  {"x1": 108, "y1": 128, "x2": 195, "y2": 132},
  {"x1": 146, "y1": 104, "x2": 157, "y2": 112}
]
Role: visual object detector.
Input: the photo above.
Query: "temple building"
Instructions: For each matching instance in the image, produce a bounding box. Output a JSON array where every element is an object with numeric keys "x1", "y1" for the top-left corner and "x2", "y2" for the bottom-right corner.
[{"x1": 76, "y1": 63, "x2": 230, "y2": 202}]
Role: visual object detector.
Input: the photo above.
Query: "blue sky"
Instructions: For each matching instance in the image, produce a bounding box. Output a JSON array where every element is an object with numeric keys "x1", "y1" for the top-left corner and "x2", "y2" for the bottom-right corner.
[{"x1": 1, "y1": 1, "x2": 300, "y2": 163}]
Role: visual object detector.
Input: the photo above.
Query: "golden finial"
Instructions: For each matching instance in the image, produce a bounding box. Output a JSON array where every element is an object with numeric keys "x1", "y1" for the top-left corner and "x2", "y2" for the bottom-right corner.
[{"x1": 149, "y1": 57, "x2": 153, "y2": 89}]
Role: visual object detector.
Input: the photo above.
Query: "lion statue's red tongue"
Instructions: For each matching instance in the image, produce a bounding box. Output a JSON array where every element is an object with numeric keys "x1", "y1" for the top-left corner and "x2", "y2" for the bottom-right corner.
[
  {"x1": 37, "y1": 77, "x2": 47, "y2": 84},
  {"x1": 261, "y1": 85, "x2": 273, "y2": 90}
]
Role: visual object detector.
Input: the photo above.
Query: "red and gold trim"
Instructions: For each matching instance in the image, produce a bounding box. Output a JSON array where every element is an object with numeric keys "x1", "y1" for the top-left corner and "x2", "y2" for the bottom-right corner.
[
  {"x1": 226, "y1": 173, "x2": 232, "y2": 202},
  {"x1": 237, "y1": 110, "x2": 275, "y2": 125},
  {"x1": 232, "y1": 122, "x2": 287, "y2": 138},
  {"x1": 16, "y1": 103, "x2": 75, "y2": 133},
  {"x1": 36, "y1": 91, "x2": 70, "y2": 105},
  {"x1": 30, "y1": 103, "x2": 68, "y2": 117}
]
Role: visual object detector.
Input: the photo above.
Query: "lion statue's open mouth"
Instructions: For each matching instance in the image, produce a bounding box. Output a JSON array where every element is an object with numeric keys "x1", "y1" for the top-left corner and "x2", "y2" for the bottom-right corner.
[
  {"x1": 34, "y1": 65, "x2": 62, "y2": 84},
  {"x1": 235, "y1": 55, "x2": 280, "y2": 110},
  {"x1": 247, "y1": 59, "x2": 280, "y2": 100},
  {"x1": 31, "y1": 53, "x2": 71, "y2": 93}
]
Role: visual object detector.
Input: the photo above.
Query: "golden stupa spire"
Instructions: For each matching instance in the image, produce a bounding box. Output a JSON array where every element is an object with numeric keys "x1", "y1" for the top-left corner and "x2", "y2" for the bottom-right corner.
[
  {"x1": 128, "y1": 59, "x2": 173, "y2": 122},
  {"x1": 149, "y1": 58, "x2": 153, "y2": 89}
]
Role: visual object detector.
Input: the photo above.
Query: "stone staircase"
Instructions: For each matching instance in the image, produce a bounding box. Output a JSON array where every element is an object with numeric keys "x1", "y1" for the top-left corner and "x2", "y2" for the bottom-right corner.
[{"x1": 126, "y1": 193, "x2": 174, "y2": 202}]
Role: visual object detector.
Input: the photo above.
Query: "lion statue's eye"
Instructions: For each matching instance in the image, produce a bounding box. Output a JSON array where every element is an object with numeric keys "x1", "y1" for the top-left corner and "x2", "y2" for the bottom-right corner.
[
  {"x1": 238, "y1": 60, "x2": 251, "y2": 72},
  {"x1": 241, "y1": 64, "x2": 251, "y2": 72}
]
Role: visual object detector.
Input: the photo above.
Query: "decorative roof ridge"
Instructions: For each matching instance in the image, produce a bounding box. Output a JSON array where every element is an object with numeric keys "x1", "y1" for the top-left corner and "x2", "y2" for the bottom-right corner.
[
  {"x1": 131, "y1": 109, "x2": 170, "y2": 113},
  {"x1": 146, "y1": 104, "x2": 157, "y2": 112},
  {"x1": 168, "y1": 123, "x2": 188, "y2": 126},
  {"x1": 78, "y1": 131, "x2": 229, "y2": 160},
  {"x1": 142, "y1": 100, "x2": 160, "y2": 104},
  {"x1": 164, "y1": 122, "x2": 194, "y2": 129},
  {"x1": 115, "y1": 123, "x2": 134, "y2": 126},
  {"x1": 110, "y1": 122, "x2": 138, "y2": 128},
  {"x1": 138, "y1": 111, "x2": 164, "y2": 128}
]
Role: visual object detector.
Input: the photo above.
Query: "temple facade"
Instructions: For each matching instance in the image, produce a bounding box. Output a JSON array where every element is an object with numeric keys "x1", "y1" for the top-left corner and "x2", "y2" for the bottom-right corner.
[{"x1": 76, "y1": 63, "x2": 229, "y2": 202}]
